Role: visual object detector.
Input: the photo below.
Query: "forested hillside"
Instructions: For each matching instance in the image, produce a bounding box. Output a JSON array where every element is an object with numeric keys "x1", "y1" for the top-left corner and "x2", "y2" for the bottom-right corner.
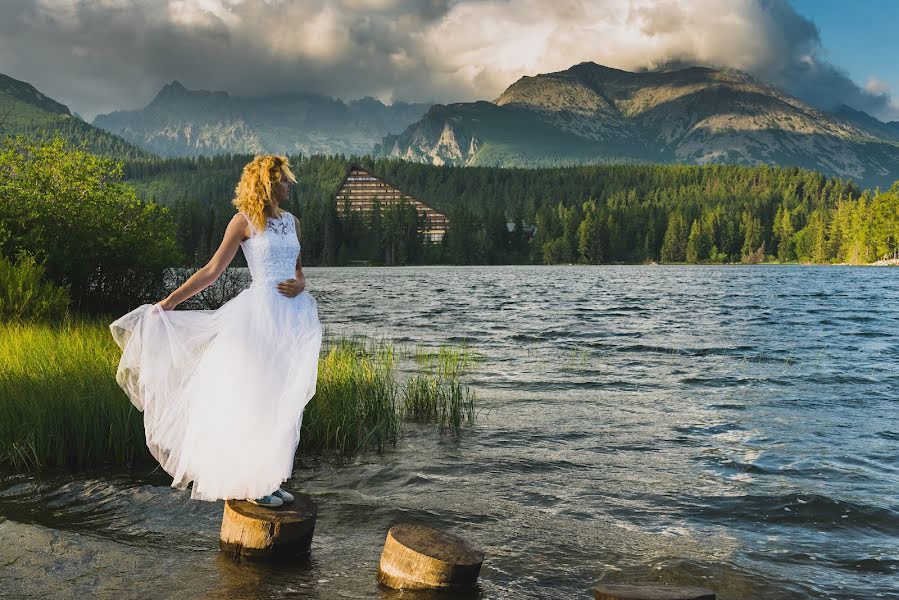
[
  {"x1": 0, "y1": 74, "x2": 151, "y2": 159},
  {"x1": 122, "y1": 155, "x2": 899, "y2": 267}
]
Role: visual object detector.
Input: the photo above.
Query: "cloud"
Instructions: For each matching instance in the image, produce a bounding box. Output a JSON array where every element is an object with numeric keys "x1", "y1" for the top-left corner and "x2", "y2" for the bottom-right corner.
[
  {"x1": 865, "y1": 76, "x2": 889, "y2": 96},
  {"x1": 418, "y1": 0, "x2": 899, "y2": 120},
  {"x1": 0, "y1": 0, "x2": 895, "y2": 122}
]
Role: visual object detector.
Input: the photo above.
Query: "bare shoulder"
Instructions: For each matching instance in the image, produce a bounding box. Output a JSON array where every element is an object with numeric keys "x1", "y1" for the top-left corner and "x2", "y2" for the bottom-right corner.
[{"x1": 231, "y1": 212, "x2": 251, "y2": 241}]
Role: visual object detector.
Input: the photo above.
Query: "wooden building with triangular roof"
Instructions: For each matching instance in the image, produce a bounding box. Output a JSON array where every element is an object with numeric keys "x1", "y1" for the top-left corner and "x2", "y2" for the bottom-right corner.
[{"x1": 334, "y1": 166, "x2": 449, "y2": 243}]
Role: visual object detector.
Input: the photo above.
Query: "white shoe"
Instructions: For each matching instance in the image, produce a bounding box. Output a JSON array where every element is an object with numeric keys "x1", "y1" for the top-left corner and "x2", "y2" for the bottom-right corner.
[
  {"x1": 272, "y1": 488, "x2": 294, "y2": 503},
  {"x1": 247, "y1": 494, "x2": 283, "y2": 508}
]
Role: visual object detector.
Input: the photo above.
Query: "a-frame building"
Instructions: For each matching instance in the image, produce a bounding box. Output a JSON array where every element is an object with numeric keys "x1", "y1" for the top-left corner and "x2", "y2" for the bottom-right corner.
[{"x1": 334, "y1": 165, "x2": 449, "y2": 243}]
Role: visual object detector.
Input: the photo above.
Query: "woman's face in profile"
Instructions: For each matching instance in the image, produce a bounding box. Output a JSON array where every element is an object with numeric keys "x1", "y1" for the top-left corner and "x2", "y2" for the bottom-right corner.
[{"x1": 273, "y1": 171, "x2": 292, "y2": 203}]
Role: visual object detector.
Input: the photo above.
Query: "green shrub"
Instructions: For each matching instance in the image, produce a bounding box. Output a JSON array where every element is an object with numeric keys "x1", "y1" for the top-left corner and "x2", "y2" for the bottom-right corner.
[
  {"x1": 0, "y1": 135, "x2": 183, "y2": 313},
  {"x1": 0, "y1": 250, "x2": 71, "y2": 321}
]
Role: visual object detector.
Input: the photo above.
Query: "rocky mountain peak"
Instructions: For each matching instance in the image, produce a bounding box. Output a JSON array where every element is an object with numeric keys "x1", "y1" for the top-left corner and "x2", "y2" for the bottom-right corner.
[
  {"x1": 92, "y1": 82, "x2": 430, "y2": 157},
  {"x1": 381, "y1": 61, "x2": 899, "y2": 188},
  {"x1": 148, "y1": 81, "x2": 230, "y2": 109}
]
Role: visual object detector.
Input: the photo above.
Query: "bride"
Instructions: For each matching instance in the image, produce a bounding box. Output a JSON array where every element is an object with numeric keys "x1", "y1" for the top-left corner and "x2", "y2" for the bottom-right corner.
[{"x1": 109, "y1": 155, "x2": 323, "y2": 508}]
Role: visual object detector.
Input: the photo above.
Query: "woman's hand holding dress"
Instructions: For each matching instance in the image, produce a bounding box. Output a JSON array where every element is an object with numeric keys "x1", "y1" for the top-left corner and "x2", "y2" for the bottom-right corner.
[
  {"x1": 277, "y1": 275, "x2": 305, "y2": 298},
  {"x1": 156, "y1": 297, "x2": 178, "y2": 311}
]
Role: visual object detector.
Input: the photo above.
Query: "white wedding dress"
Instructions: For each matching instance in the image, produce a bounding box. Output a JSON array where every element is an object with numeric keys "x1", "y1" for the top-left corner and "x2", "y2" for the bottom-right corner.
[{"x1": 109, "y1": 210, "x2": 322, "y2": 501}]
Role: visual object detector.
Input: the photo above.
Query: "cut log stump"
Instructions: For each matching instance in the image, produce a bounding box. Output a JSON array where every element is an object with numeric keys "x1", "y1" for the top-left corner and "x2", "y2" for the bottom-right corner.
[
  {"x1": 219, "y1": 494, "x2": 317, "y2": 560},
  {"x1": 593, "y1": 584, "x2": 716, "y2": 600},
  {"x1": 377, "y1": 523, "x2": 484, "y2": 591}
]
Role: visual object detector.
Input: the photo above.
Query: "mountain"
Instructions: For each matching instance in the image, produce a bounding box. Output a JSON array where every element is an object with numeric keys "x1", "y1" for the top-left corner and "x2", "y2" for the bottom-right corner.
[
  {"x1": 0, "y1": 73, "x2": 151, "y2": 159},
  {"x1": 93, "y1": 82, "x2": 431, "y2": 157},
  {"x1": 378, "y1": 62, "x2": 899, "y2": 188},
  {"x1": 832, "y1": 104, "x2": 899, "y2": 142}
]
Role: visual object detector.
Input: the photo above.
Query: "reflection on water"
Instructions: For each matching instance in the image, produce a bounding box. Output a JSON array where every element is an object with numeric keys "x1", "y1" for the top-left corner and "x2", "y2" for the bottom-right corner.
[{"x1": 2, "y1": 266, "x2": 897, "y2": 599}]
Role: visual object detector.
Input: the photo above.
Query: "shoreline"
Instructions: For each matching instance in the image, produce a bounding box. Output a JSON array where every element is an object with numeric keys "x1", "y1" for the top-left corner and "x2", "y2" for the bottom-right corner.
[{"x1": 296, "y1": 261, "x2": 898, "y2": 268}]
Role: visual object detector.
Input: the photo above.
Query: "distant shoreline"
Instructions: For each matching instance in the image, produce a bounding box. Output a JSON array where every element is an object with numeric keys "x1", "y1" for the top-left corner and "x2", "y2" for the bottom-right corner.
[{"x1": 296, "y1": 261, "x2": 898, "y2": 268}]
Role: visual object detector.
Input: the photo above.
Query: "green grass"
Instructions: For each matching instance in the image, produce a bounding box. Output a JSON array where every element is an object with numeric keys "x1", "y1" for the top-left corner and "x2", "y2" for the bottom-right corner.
[
  {"x1": 402, "y1": 346, "x2": 477, "y2": 430},
  {"x1": 301, "y1": 337, "x2": 400, "y2": 455},
  {"x1": 0, "y1": 316, "x2": 145, "y2": 471},
  {"x1": 0, "y1": 320, "x2": 477, "y2": 471}
]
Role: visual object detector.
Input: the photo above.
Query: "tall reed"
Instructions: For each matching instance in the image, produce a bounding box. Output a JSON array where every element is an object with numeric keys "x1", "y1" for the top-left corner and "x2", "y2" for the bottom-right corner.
[
  {"x1": 0, "y1": 322, "x2": 476, "y2": 471},
  {"x1": 0, "y1": 316, "x2": 146, "y2": 471},
  {"x1": 300, "y1": 337, "x2": 401, "y2": 454},
  {"x1": 403, "y1": 346, "x2": 476, "y2": 431}
]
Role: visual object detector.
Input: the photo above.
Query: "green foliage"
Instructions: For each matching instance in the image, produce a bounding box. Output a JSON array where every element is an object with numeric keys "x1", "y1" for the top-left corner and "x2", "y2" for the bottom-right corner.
[
  {"x1": 0, "y1": 250, "x2": 71, "y2": 321},
  {"x1": 740, "y1": 211, "x2": 764, "y2": 263},
  {"x1": 403, "y1": 346, "x2": 476, "y2": 431},
  {"x1": 0, "y1": 135, "x2": 183, "y2": 312},
  {"x1": 577, "y1": 199, "x2": 603, "y2": 263},
  {"x1": 0, "y1": 323, "x2": 478, "y2": 470},
  {"x1": 661, "y1": 210, "x2": 689, "y2": 262},
  {"x1": 301, "y1": 338, "x2": 400, "y2": 455},
  {"x1": 119, "y1": 153, "x2": 898, "y2": 266}
]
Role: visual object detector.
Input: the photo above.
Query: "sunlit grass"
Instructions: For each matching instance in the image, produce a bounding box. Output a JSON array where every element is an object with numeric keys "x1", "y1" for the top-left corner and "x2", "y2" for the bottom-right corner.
[
  {"x1": 0, "y1": 320, "x2": 477, "y2": 471},
  {"x1": 0, "y1": 315, "x2": 144, "y2": 471},
  {"x1": 301, "y1": 337, "x2": 400, "y2": 455}
]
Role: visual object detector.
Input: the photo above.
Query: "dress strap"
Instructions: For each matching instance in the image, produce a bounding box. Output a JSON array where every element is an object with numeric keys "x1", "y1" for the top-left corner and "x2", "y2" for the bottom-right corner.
[{"x1": 237, "y1": 211, "x2": 254, "y2": 236}]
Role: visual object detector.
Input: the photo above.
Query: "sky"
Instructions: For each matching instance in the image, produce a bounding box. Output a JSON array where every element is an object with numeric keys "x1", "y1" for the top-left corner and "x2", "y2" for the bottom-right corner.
[
  {"x1": 0, "y1": 0, "x2": 896, "y2": 123},
  {"x1": 791, "y1": 0, "x2": 899, "y2": 113}
]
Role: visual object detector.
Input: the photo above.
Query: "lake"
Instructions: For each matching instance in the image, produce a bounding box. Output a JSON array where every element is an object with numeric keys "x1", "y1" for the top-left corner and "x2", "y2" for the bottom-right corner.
[{"x1": 1, "y1": 265, "x2": 897, "y2": 599}]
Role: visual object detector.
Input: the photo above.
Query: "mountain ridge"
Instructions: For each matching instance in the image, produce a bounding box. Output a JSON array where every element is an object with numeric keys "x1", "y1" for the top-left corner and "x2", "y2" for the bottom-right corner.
[
  {"x1": 0, "y1": 73, "x2": 151, "y2": 159},
  {"x1": 379, "y1": 62, "x2": 899, "y2": 188},
  {"x1": 93, "y1": 82, "x2": 431, "y2": 157}
]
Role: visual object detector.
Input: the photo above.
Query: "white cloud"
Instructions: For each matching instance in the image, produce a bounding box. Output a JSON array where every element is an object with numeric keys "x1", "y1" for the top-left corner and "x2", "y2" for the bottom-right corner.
[
  {"x1": 0, "y1": 0, "x2": 894, "y2": 122},
  {"x1": 865, "y1": 76, "x2": 889, "y2": 96},
  {"x1": 168, "y1": 0, "x2": 240, "y2": 28}
]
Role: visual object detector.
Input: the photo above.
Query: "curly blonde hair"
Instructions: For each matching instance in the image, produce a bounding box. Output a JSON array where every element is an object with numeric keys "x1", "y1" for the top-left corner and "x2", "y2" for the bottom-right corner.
[{"x1": 231, "y1": 154, "x2": 297, "y2": 235}]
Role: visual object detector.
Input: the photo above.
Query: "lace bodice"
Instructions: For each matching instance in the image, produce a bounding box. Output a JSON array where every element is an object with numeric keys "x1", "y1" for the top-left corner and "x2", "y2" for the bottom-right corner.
[{"x1": 239, "y1": 210, "x2": 300, "y2": 289}]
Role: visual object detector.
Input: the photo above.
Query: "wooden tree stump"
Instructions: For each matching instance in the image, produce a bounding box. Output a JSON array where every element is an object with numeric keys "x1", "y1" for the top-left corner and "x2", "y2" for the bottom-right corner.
[
  {"x1": 593, "y1": 584, "x2": 716, "y2": 600},
  {"x1": 377, "y1": 523, "x2": 484, "y2": 590},
  {"x1": 219, "y1": 494, "x2": 317, "y2": 560}
]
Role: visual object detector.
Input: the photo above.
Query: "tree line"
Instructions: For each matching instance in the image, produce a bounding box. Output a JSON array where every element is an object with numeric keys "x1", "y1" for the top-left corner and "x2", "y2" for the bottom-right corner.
[
  {"x1": 3, "y1": 137, "x2": 897, "y2": 315},
  {"x1": 122, "y1": 154, "x2": 898, "y2": 267}
]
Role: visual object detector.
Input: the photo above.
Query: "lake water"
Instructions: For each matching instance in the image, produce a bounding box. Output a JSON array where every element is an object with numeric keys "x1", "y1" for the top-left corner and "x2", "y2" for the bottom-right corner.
[{"x1": 1, "y1": 266, "x2": 897, "y2": 599}]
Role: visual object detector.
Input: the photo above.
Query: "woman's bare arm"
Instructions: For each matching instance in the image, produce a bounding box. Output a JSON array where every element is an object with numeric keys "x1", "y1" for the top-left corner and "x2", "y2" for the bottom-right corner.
[{"x1": 160, "y1": 214, "x2": 249, "y2": 309}]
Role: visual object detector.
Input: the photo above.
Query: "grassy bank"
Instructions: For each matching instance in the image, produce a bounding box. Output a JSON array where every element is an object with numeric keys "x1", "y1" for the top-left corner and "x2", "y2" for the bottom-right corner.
[{"x1": 0, "y1": 319, "x2": 476, "y2": 472}]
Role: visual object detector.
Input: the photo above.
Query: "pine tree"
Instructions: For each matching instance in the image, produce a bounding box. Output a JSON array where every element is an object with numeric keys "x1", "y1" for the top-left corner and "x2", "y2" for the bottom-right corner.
[
  {"x1": 661, "y1": 210, "x2": 688, "y2": 262},
  {"x1": 686, "y1": 219, "x2": 710, "y2": 263}
]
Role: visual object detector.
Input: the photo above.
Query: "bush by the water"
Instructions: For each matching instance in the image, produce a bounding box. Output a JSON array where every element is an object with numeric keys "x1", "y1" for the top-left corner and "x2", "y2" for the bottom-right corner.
[
  {"x1": 0, "y1": 250, "x2": 71, "y2": 321},
  {"x1": 0, "y1": 135, "x2": 183, "y2": 313},
  {"x1": 0, "y1": 322, "x2": 475, "y2": 471}
]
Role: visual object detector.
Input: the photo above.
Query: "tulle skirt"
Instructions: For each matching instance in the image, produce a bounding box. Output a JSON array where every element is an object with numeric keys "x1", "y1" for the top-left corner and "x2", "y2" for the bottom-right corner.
[{"x1": 109, "y1": 283, "x2": 322, "y2": 501}]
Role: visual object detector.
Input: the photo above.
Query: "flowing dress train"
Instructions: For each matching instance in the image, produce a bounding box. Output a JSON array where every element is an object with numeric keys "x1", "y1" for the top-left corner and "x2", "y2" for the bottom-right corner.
[{"x1": 109, "y1": 210, "x2": 322, "y2": 501}]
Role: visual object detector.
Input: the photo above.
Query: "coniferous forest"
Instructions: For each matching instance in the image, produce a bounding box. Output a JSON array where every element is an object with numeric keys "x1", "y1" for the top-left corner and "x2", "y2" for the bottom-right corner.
[{"x1": 123, "y1": 154, "x2": 899, "y2": 268}]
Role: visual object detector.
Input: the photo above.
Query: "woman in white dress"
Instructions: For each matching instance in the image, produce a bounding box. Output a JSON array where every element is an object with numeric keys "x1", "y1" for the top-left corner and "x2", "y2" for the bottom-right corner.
[{"x1": 109, "y1": 155, "x2": 322, "y2": 508}]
